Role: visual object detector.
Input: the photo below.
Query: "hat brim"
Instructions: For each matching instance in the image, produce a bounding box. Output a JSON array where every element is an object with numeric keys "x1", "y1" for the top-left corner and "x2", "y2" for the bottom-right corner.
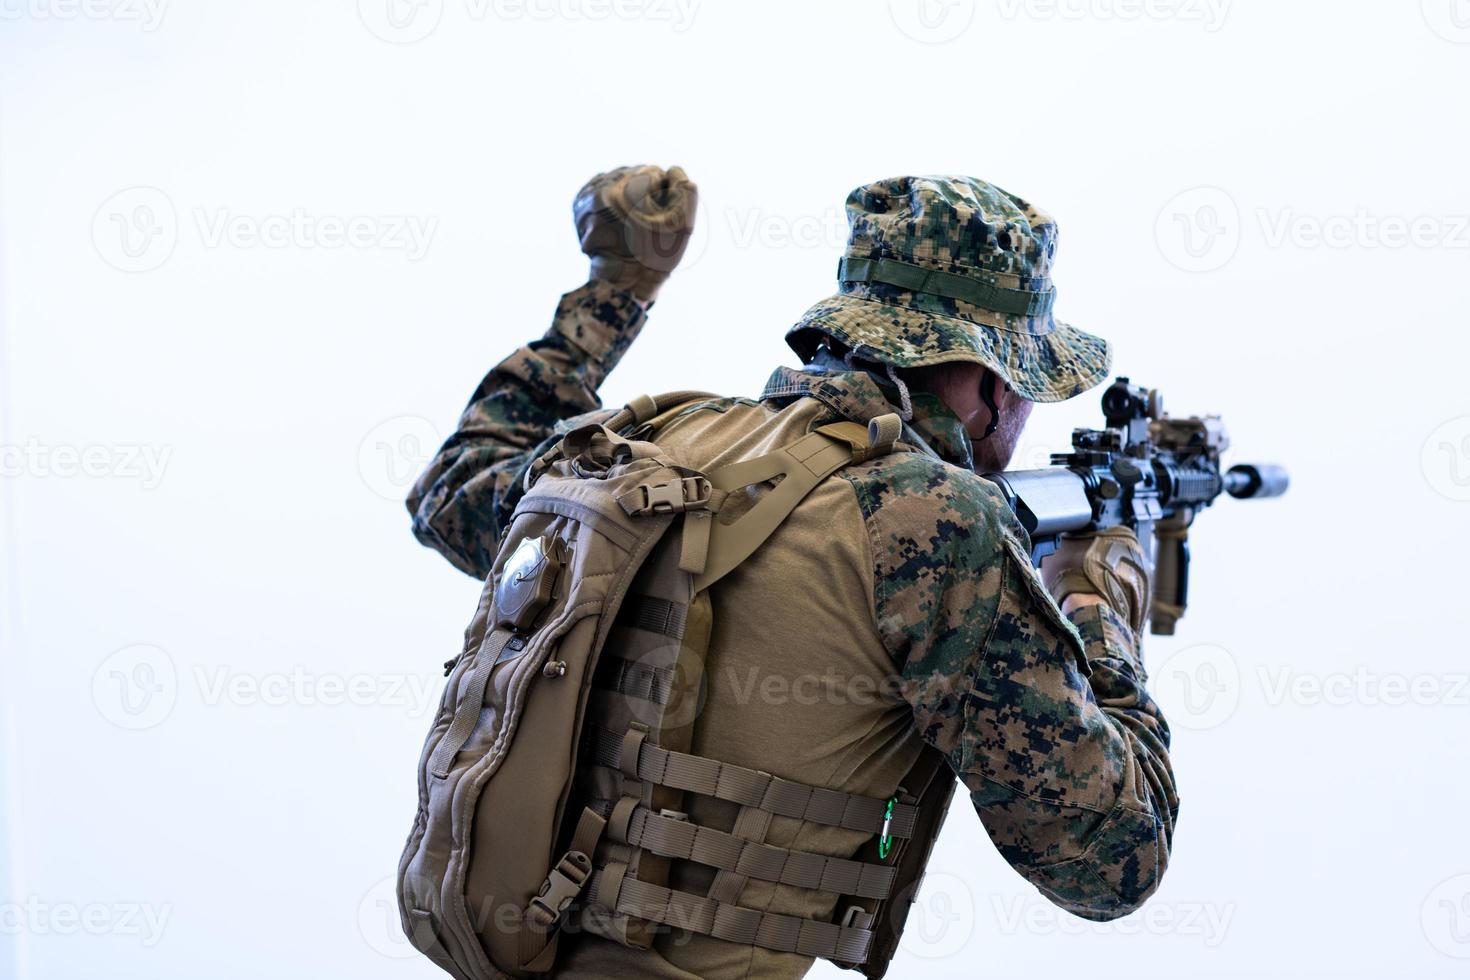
[{"x1": 787, "y1": 292, "x2": 1111, "y2": 404}]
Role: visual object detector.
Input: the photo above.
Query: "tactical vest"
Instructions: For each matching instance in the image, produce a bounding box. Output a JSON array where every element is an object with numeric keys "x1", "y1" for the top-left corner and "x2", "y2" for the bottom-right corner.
[{"x1": 397, "y1": 391, "x2": 956, "y2": 980}]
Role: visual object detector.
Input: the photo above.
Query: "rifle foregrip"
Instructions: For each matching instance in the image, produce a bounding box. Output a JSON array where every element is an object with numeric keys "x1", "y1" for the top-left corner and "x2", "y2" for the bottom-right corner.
[{"x1": 1150, "y1": 518, "x2": 1190, "y2": 636}]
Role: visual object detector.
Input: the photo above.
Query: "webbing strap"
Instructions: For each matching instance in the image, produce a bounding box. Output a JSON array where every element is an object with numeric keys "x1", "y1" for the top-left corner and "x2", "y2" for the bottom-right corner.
[
  {"x1": 606, "y1": 390, "x2": 720, "y2": 433},
  {"x1": 589, "y1": 727, "x2": 918, "y2": 839},
  {"x1": 838, "y1": 255, "x2": 1056, "y2": 318},
  {"x1": 519, "y1": 806, "x2": 607, "y2": 972},
  {"x1": 614, "y1": 595, "x2": 687, "y2": 640},
  {"x1": 596, "y1": 655, "x2": 676, "y2": 706},
  {"x1": 429, "y1": 628, "x2": 516, "y2": 778},
  {"x1": 624, "y1": 806, "x2": 896, "y2": 899},
  {"x1": 585, "y1": 873, "x2": 875, "y2": 964},
  {"x1": 706, "y1": 805, "x2": 772, "y2": 904},
  {"x1": 692, "y1": 422, "x2": 888, "y2": 593}
]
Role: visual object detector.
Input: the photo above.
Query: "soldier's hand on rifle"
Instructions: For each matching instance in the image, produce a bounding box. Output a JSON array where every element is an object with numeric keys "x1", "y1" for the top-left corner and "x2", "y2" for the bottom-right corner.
[
  {"x1": 574, "y1": 164, "x2": 698, "y2": 304},
  {"x1": 1041, "y1": 526, "x2": 1153, "y2": 636}
]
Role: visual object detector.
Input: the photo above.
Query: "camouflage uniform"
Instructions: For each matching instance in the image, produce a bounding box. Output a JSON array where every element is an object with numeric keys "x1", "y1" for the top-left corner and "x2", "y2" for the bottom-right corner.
[{"x1": 408, "y1": 178, "x2": 1178, "y2": 978}]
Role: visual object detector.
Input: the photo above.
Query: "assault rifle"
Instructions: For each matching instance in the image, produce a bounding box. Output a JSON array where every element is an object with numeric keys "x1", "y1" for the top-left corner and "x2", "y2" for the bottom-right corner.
[{"x1": 981, "y1": 377, "x2": 1288, "y2": 635}]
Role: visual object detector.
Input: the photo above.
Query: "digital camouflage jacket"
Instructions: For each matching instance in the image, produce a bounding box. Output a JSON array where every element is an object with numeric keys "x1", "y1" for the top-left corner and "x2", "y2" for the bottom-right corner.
[{"x1": 407, "y1": 280, "x2": 1179, "y2": 973}]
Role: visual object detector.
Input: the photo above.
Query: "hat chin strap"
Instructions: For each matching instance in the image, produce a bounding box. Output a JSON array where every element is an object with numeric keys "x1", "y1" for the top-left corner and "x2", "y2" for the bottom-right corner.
[
  {"x1": 976, "y1": 371, "x2": 1001, "y2": 442},
  {"x1": 883, "y1": 362, "x2": 915, "y2": 422}
]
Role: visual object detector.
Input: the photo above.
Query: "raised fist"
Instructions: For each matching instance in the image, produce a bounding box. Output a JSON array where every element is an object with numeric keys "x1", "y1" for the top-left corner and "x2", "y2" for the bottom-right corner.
[{"x1": 574, "y1": 164, "x2": 698, "y2": 303}]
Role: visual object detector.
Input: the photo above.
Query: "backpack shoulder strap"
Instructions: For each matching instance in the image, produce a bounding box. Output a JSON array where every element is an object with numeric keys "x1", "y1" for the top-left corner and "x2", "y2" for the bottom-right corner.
[{"x1": 689, "y1": 413, "x2": 902, "y2": 593}]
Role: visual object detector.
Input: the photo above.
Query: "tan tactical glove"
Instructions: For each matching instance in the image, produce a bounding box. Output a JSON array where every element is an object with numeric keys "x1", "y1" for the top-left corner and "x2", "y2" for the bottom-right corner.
[
  {"x1": 1041, "y1": 526, "x2": 1154, "y2": 636},
  {"x1": 574, "y1": 164, "x2": 698, "y2": 303}
]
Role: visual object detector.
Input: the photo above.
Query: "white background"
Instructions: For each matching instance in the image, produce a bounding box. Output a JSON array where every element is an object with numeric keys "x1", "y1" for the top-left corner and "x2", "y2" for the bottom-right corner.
[{"x1": 2, "y1": 1, "x2": 1469, "y2": 977}]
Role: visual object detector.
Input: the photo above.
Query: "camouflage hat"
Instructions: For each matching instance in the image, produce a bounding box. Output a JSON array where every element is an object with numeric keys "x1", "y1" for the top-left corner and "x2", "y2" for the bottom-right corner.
[{"x1": 787, "y1": 176, "x2": 1111, "y2": 403}]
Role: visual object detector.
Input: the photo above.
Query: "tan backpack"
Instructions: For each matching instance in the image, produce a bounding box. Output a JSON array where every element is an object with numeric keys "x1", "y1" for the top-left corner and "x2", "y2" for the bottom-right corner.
[{"x1": 396, "y1": 392, "x2": 956, "y2": 979}]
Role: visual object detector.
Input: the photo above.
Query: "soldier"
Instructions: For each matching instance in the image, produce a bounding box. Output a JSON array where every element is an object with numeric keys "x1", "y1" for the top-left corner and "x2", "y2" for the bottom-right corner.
[{"x1": 407, "y1": 167, "x2": 1177, "y2": 978}]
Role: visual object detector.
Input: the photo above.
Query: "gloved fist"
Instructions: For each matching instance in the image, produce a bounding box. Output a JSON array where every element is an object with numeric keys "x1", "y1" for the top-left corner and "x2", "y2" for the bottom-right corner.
[
  {"x1": 1041, "y1": 526, "x2": 1153, "y2": 636},
  {"x1": 574, "y1": 164, "x2": 698, "y2": 303}
]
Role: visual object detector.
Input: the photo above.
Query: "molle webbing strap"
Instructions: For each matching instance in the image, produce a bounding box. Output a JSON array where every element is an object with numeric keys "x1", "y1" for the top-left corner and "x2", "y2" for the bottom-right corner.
[
  {"x1": 692, "y1": 419, "x2": 893, "y2": 594},
  {"x1": 620, "y1": 805, "x2": 897, "y2": 900},
  {"x1": 588, "y1": 727, "x2": 919, "y2": 839},
  {"x1": 584, "y1": 873, "x2": 875, "y2": 964},
  {"x1": 614, "y1": 595, "x2": 687, "y2": 639},
  {"x1": 706, "y1": 805, "x2": 773, "y2": 905},
  {"x1": 838, "y1": 255, "x2": 1056, "y2": 318},
  {"x1": 428, "y1": 628, "x2": 516, "y2": 778},
  {"x1": 596, "y1": 655, "x2": 677, "y2": 706}
]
